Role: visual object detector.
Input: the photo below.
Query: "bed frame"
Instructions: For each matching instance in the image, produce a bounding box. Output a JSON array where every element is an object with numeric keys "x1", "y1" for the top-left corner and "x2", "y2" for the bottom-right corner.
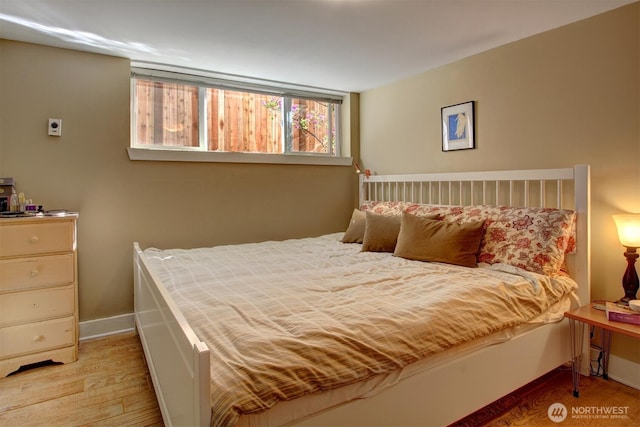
[{"x1": 133, "y1": 165, "x2": 590, "y2": 427}]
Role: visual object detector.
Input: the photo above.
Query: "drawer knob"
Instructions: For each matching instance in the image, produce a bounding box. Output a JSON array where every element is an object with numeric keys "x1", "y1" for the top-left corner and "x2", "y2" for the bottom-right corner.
[
  {"x1": 30, "y1": 269, "x2": 39, "y2": 277},
  {"x1": 29, "y1": 236, "x2": 39, "y2": 244},
  {"x1": 32, "y1": 335, "x2": 43, "y2": 342}
]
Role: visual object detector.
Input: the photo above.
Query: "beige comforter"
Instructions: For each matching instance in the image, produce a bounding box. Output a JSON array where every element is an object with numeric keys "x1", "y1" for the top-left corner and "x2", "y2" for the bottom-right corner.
[{"x1": 143, "y1": 233, "x2": 577, "y2": 427}]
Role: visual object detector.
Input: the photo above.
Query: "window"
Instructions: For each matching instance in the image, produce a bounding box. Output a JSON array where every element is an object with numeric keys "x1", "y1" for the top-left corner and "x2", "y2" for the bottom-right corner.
[{"x1": 130, "y1": 68, "x2": 345, "y2": 163}]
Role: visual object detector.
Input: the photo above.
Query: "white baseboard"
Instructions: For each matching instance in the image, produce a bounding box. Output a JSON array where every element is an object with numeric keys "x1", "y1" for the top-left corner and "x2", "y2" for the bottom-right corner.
[
  {"x1": 607, "y1": 354, "x2": 640, "y2": 390},
  {"x1": 79, "y1": 313, "x2": 135, "y2": 341}
]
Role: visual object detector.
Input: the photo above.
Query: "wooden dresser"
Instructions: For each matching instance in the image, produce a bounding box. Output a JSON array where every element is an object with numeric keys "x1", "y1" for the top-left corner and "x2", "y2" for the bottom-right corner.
[{"x1": 0, "y1": 214, "x2": 78, "y2": 377}]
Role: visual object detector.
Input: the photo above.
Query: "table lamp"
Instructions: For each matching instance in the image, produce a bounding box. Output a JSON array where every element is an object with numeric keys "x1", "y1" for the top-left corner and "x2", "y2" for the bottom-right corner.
[{"x1": 612, "y1": 214, "x2": 640, "y2": 303}]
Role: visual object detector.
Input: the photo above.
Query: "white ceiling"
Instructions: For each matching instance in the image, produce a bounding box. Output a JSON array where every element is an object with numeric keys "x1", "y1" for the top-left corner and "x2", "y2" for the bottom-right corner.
[{"x1": 0, "y1": 0, "x2": 635, "y2": 93}]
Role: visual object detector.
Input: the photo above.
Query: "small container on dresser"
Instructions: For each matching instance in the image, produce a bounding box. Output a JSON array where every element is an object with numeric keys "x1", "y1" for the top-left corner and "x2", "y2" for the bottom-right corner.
[{"x1": 0, "y1": 213, "x2": 79, "y2": 377}]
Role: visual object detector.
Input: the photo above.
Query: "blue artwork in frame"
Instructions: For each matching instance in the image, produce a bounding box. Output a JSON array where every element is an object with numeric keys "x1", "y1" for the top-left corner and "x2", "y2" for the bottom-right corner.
[{"x1": 441, "y1": 101, "x2": 475, "y2": 151}]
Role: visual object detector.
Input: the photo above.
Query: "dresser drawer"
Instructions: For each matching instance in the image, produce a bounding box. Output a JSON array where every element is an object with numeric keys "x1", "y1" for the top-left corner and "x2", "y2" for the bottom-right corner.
[
  {"x1": 0, "y1": 316, "x2": 75, "y2": 359},
  {"x1": 0, "y1": 286, "x2": 75, "y2": 326},
  {"x1": 0, "y1": 254, "x2": 74, "y2": 292},
  {"x1": 0, "y1": 221, "x2": 75, "y2": 257}
]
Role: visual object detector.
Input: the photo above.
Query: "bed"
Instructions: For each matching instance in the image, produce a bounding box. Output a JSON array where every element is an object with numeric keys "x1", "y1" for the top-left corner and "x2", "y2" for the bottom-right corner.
[{"x1": 133, "y1": 165, "x2": 591, "y2": 427}]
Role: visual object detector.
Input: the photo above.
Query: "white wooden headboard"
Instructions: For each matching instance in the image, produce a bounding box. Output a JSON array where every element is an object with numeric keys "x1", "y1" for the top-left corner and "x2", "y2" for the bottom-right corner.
[{"x1": 358, "y1": 165, "x2": 591, "y2": 304}]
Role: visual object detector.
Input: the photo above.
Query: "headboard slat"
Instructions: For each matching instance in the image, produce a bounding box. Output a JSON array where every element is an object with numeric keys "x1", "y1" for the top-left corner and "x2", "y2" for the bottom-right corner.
[{"x1": 360, "y1": 167, "x2": 582, "y2": 210}]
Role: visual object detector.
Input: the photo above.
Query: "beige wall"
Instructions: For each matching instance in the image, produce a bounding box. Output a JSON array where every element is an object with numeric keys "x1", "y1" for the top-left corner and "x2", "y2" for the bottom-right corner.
[
  {"x1": 0, "y1": 40, "x2": 357, "y2": 321},
  {"x1": 360, "y1": 3, "x2": 640, "y2": 363}
]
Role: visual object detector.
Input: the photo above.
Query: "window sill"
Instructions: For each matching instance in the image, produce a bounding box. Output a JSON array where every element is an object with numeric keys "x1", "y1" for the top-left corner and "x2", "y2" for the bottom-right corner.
[{"x1": 127, "y1": 148, "x2": 353, "y2": 166}]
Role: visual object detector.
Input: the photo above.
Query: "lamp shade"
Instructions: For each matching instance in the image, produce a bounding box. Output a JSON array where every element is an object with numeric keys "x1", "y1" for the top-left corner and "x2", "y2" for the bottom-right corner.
[{"x1": 613, "y1": 214, "x2": 640, "y2": 248}]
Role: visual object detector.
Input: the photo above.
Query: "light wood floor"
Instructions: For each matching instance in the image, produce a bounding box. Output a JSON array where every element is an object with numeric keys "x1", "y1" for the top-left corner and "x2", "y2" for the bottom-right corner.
[
  {"x1": 0, "y1": 332, "x2": 638, "y2": 426},
  {"x1": 0, "y1": 332, "x2": 162, "y2": 426}
]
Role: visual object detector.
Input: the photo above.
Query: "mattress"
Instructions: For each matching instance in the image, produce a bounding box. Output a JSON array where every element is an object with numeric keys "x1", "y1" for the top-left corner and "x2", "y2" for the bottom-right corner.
[{"x1": 143, "y1": 232, "x2": 578, "y2": 427}]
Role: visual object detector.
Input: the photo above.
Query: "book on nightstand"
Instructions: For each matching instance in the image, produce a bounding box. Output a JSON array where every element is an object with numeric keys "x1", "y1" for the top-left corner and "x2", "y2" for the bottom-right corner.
[{"x1": 605, "y1": 302, "x2": 640, "y2": 325}]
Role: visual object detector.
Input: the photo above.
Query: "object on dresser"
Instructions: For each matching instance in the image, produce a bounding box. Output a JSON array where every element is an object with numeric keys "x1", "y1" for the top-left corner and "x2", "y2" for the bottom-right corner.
[
  {"x1": 9, "y1": 187, "x2": 19, "y2": 212},
  {"x1": 24, "y1": 199, "x2": 37, "y2": 212},
  {"x1": 0, "y1": 177, "x2": 16, "y2": 212},
  {"x1": 605, "y1": 301, "x2": 640, "y2": 325}
]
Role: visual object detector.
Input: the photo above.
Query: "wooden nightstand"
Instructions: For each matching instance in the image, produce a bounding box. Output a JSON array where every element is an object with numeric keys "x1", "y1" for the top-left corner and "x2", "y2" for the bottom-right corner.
[
  {"x1": 565, "y1": 303, "x2": 640, "y2": 397},
  {"x1": 0, "y1": 213, "x2": 79, "y2": 376}
]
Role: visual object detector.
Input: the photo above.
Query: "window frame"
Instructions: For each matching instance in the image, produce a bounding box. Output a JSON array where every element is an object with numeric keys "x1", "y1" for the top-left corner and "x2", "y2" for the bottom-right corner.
[{"x1": 129, "y1": 65, "x2": 351, "y2": 166}]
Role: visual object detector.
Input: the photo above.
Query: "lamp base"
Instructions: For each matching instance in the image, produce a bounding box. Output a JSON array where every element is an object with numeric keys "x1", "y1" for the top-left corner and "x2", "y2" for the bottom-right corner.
[{"x1": 620, "y1": 247, "x2": 639, "y2": 304}]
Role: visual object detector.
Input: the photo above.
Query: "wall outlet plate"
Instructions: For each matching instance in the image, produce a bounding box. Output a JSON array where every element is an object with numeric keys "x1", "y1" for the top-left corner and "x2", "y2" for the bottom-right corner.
[{"x1": 48, "y1": 118, "x2": 62, "y2": 136}]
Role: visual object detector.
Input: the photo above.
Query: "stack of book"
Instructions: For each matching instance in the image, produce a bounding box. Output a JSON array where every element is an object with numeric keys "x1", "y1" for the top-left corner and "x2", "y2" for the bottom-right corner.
[{"x1": 605, "y1": 302, "x2": 640, "y2": 325}]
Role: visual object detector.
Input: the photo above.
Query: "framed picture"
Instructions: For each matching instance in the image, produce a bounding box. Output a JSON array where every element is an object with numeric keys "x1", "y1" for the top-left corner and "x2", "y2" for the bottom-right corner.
[{"x1": 441, "y1": 101, "x2": 475, "y2": 151}]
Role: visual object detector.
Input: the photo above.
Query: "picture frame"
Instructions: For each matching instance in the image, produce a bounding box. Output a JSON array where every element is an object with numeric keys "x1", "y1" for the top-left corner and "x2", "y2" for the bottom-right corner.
[{"x1": 441, "y1": 101, "x2": 475, "y2": 151}]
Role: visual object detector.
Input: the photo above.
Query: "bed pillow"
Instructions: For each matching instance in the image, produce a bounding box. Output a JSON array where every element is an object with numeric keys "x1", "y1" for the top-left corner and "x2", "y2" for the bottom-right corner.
[
  {"x1": 360, "y1": 201, "x2": 415, "y2": 216},
  {"x1": 477, "y1": 207, "x2": 576, "y2": 276},
  {"x1": 341, "y1": 209, "x2": 366, "y2": 243},
  {"x1": 394, "y1": 212, "x2": 484, "y2": 268},
  {"x1": 361, "y1": 211, "x2": 403, "y2": 252}
]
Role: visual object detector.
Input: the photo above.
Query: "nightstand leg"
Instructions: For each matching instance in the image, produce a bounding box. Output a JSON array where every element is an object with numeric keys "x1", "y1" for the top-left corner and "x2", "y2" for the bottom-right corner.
[
  {"x1": 569, "y1": 318, "x2": 584, "y2": 397},
  {"x1": 601, "y1": 329, "x2": 612, "y2": 380}
]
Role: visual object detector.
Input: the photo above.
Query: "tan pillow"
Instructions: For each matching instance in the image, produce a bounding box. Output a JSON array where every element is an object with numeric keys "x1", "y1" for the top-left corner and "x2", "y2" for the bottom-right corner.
[
  {"x1": 394, "y1": 212, "x2": 484, "y2": 267},
  {"x1": 361, "y1": 211, "x2": 403, "y2": 252},
  {"x1": 342, "y1": 209, "x2": 366, "y2": 243}
]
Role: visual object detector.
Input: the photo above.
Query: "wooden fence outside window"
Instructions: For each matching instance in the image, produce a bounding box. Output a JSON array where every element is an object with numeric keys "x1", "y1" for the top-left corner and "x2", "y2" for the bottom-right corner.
[{"x1": 134, "y1": 80, "x2": 334, "y2": 154}]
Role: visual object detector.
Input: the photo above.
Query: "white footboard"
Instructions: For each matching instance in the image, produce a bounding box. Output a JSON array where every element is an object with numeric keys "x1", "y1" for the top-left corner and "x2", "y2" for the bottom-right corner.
[{"x1": 133, "y1": 242, "x2": 211, "y2": 427}]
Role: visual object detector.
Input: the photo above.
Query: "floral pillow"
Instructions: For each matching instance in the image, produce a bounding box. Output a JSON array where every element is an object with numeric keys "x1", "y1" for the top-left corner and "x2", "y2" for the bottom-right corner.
[
  {"x1": 360, "y1": 201, "x2": 576, "y2": 276},
  {"x1": 361, "y1": 201, "x2": 415, "y2": 215},
  {"x1": 477, "y1": 207, "x2": 576, "y2": 276}
]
